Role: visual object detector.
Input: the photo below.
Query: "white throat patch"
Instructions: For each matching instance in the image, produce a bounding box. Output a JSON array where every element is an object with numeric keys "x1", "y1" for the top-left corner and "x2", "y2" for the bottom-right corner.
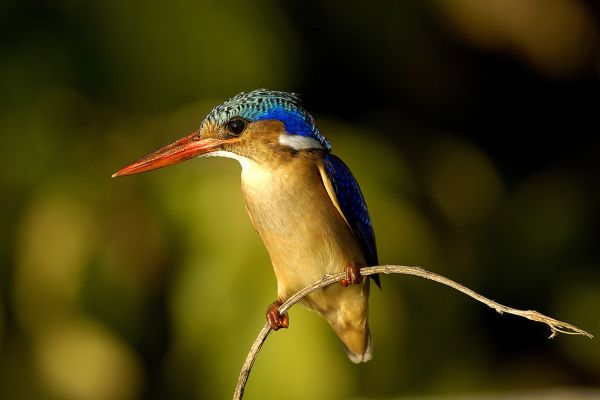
[
  {"x1": 278, "y1": 133, "x2": 324, "y2": 150},
  {"x1": 205, "y1": 150, "x2": 253, "y2": 169}
]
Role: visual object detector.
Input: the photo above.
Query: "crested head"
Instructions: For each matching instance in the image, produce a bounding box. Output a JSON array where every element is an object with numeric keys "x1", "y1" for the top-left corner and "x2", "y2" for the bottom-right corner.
[
  {"x1": 112, "y1": 89, "x2": 333, "y2": 177},
  {"x1": 202, "y1": 89, "x2": 332, "y2": 152}
]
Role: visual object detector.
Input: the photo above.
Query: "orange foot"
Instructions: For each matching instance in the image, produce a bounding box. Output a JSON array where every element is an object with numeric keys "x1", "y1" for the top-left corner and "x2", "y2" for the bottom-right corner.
[
  {"x1": 266, "y1": 300, "x2": 289, "y2": 331},
  {"x1": 341, "y1": 262, "x2": 364, "y2": 287}
]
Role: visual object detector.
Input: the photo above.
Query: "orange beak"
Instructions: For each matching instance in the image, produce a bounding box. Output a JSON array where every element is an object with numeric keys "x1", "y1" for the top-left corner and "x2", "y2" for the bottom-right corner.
[{"x1": 112, "y1": 131, "x2": 237, "y2": 177}]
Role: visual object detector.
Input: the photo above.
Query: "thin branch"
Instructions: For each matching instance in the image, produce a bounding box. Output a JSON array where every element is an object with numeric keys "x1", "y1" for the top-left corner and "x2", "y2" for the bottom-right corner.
[{"x1": 233, "y1": 265, "x2": 593, "y2": 400}]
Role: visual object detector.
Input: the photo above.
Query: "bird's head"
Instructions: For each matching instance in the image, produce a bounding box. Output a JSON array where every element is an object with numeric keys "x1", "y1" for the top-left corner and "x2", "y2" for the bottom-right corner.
[{"x1": 112, "y1": 89, "x2": 331, "y2": 177}]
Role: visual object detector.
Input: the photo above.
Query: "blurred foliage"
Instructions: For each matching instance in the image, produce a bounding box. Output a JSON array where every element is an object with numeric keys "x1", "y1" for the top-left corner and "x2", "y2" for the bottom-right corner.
[{"x1": 1, "y1": 0, "x2": 599, "y2": 399}]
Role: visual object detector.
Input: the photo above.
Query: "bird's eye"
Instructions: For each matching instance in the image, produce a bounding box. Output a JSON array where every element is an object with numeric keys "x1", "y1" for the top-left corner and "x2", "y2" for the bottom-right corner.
[{"x1": 225, "y1": 118, "x2": 247, "y2": 136}]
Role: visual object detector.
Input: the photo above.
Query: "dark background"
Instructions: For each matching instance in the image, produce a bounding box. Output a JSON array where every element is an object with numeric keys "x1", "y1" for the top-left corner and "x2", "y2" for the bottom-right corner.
[{"x1": 1, "y1": 1, "x2": 599, "y2": 399}]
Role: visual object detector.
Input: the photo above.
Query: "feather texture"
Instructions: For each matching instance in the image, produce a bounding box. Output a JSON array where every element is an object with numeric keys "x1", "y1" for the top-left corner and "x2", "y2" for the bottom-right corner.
[{"x1": 322, "y1": 154, "x2": 380, "y2": 287}]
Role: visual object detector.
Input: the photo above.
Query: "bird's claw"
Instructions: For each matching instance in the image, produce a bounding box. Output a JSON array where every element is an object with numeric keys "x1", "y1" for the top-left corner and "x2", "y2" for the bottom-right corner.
[
  {"x1": 266, "y1": 301, "x2": 289, "y2": 331},
  {"x1": 341, "y1": 262, "x2": 364, "y2": 287}
]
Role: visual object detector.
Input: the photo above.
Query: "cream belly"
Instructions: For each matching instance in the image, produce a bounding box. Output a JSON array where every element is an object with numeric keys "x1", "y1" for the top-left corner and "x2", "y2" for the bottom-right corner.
[{"x1": 239, "y1": 157, "x2": 365, "y2": 300}]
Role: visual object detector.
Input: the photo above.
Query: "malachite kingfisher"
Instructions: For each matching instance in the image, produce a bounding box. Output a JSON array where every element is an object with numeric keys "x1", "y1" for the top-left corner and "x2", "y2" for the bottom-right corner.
[{"x1": 113, "y1": 89, "x2": 380, "y2": 363}]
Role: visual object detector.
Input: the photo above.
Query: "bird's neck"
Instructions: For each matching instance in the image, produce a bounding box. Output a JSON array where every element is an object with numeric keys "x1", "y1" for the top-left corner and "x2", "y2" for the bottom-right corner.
[
  {"x1": 239, "y1": 154, "x2": 319, "y2": 217},
  {"x1": 240, "y1": 153, "x2": 324, "y2": 243}
]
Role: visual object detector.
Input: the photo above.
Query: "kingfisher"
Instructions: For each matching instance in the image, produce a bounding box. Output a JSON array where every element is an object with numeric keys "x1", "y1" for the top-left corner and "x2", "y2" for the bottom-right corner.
[{"x1": 113, "y1": 89, "x2": 380, "y2": 363}]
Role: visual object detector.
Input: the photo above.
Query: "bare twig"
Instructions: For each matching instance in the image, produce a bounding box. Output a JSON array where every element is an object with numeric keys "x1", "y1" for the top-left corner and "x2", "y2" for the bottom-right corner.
[{"x1": 233, "y1": 265, "x2": 592, "y2": 400}]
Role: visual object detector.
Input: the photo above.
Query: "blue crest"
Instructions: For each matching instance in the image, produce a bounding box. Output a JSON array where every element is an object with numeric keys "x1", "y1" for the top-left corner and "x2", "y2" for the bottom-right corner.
[{"x1": 203, "y1": 89, "x2": 332, "y2": 151}]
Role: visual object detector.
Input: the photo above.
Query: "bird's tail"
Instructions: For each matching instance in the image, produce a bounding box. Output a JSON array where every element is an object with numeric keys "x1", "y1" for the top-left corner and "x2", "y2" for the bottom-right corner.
[
  {"x1": 339, "y1": 325, "x2": 373, "y2": 364},
  {"x1": 308, "y1": 281, "x2": 373, "y2": 363}
]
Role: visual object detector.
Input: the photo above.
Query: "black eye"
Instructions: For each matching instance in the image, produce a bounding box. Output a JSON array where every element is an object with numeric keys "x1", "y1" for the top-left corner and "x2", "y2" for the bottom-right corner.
[{"x1": 225, "y1": 118, "x2": 247, "y2": 136}]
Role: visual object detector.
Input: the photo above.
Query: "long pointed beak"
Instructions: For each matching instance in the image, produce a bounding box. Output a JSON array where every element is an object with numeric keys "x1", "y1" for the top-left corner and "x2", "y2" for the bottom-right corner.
[{"x1": 112, "y1": 131, "x2": 237, "y2": 177}]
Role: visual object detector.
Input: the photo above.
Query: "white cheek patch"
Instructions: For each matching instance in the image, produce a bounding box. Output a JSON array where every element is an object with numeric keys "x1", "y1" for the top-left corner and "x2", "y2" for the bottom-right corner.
[{"x1": 278, "y1": 133, "x2": 324, "y2": 150}]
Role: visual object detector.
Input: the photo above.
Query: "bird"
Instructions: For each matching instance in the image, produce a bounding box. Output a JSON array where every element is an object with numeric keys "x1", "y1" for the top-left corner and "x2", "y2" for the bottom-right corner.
[{"x1": 113, "y1": 89, "x2": 380, "y2": 363}]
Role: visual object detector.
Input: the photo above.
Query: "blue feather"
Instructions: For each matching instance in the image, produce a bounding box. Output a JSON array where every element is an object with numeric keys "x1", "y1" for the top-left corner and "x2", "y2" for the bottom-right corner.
[
  {"x1": 255, "y1": 107, "x2": 314, "y2": 139},
  {"x1": 323, "y1": 154, "x2": 380, "y2": 287}
]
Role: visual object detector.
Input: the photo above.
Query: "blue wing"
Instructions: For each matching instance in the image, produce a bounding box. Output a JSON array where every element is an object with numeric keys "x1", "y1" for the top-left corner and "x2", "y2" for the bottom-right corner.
[{"x1": 322, "y1": 154, "x2": 380, "y2": 287}]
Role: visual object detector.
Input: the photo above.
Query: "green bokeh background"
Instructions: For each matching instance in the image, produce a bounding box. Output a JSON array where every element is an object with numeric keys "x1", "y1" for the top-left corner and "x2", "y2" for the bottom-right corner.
[{"x1": 1, "y1": 1, "x2": 599, "y2": 399}]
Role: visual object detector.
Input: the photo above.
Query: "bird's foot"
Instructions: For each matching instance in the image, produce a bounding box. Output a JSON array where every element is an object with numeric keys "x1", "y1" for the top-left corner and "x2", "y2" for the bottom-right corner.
[
  {"x1": 341, "y1": 262, "x2": 364, "y2": 287},
  {"x1": 266, "y1": 300, "x2": 289, "y2": 331}
]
